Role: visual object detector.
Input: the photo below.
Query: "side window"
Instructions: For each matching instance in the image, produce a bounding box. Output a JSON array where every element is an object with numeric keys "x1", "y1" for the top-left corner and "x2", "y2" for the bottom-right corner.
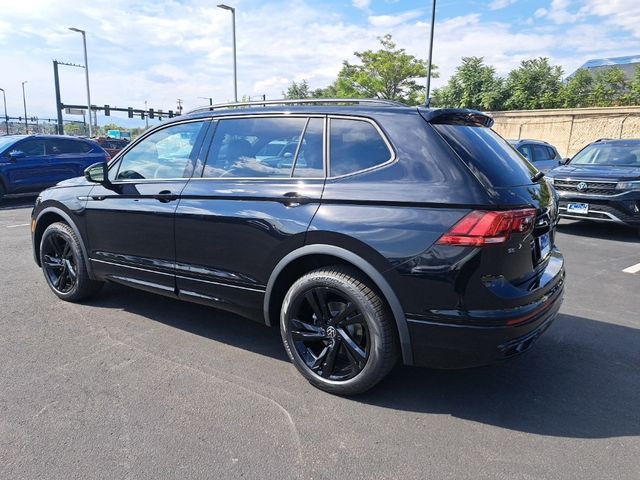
[
  {"x1": 111, "y1": 121, "x2": 206, "y2": 181},
  {"x1": 517, "y1": 144, "x2": 532, "y2": 160},
  {"x1": 46, "y1": 139, "x2": 90, "y2": 155},
  {"x1": 292, "y1": 118, "x2": 324, "y2": 178},
  {"x1": 329, "y1": 118, "x2": 392, "y2": 177},
  {"x1": 532, "y1": 144, "x2": 552, "y2": 162},
  {"x1": 547, "y1": 146, "x2": 558, "y2": 159},
  {"x1": 14, "y1": 140, "x2": 45, "y2": 157},
  {"x1": 202, "y1": 117, "x2": 308, "y2": 178}
]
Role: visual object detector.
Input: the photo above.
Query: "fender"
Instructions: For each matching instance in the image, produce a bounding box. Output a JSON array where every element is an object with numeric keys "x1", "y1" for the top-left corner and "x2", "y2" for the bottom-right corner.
[
  {"x1": 264, "y1": 244, "x2": 414, "y2": 365},
  {"x1": 34, "y1": 206, "x2": 95, "y2": 279}
]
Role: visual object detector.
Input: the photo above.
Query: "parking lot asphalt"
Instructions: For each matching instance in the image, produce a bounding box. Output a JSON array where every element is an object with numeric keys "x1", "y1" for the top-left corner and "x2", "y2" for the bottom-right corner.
[{"x1": 1, "y1": 196, "x2": 639, "y2": 480}]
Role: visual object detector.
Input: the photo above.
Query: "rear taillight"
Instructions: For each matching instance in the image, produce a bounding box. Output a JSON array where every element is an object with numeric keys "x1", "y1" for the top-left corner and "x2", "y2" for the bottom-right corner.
[{"x1": 437, "y1": 208, "x2": 536, "y2": 246}]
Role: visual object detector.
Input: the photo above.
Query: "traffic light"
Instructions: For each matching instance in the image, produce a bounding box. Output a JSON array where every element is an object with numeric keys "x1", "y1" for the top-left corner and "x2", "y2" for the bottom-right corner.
[
  {"x1": 149, "y1": 108, "x2": 154, "y2": 119},
  {"x1": 140, "y1": 111, "x2": 145, "y2": 119},
  {"x1": 127, "y1": 107, "x2": 133, "y2": 118},
  {"x1": 158, "y1": 110, "x2": 163, "y2": 120},
  {"x1": 168, "y1": 110, "x2": 173, "y2": 118},
  {"x1": 104, "y1": 105, "x2": 110, "y2": 116}
]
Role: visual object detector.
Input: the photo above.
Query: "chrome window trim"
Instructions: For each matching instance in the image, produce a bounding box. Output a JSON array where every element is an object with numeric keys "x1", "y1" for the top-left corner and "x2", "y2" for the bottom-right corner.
[{"x1": 326, "y1": 114, "x2": 397, "y2": 180}]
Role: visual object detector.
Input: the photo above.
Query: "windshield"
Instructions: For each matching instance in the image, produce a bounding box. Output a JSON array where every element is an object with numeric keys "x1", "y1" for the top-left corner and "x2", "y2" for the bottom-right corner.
[
  {"x1": 571, "y1": 143, "x2": 640, "y2": 167},
  {"x1": 0, "y1": 136, "x2": 19, "y2": 153}
]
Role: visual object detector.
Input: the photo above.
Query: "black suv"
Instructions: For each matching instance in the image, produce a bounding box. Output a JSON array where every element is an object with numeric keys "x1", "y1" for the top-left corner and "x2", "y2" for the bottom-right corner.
[
  {"x1": 31, "y1": 99, "x2": 565, "y2": 395},
  {"x1": 548, "y1": 138, "x2": 640, "y2": 234}
]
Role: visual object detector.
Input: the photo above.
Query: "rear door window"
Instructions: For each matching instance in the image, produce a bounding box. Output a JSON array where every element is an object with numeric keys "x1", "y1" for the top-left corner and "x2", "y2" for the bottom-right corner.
[
  {"x1": 46, "y1": 139, "x2": 91, "y2": 155},
  {"x1": 202, "y1": 117, "x2": 310, "y2": 178},
  {"x1": 434, "y1": 124, "x2": 537, "y2": 187},
  {"x1": 329, "y1": 118, "x2": 392, "y2": 176},
  {"x1": 531, "y1": 144, "x2": 553, "y2": 162}
]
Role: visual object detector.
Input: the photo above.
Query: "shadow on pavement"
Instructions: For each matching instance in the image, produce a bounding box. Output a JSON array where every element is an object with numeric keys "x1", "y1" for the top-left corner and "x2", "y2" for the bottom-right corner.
[
  {"x1": 86, "y1": 285, "x2": 640, "y2": 439},
  {"x1": 557, "y1": 219, "x2": 639, "y2": 243},
  {"x1": 0, "y1": 195, "x2": 37, "y2": 211}
]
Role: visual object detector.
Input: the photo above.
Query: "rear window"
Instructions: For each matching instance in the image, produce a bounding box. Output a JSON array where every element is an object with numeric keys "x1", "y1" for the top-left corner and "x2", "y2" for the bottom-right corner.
[{"x1": 434, "y1": 124, "x2": 537, "y2": 187}]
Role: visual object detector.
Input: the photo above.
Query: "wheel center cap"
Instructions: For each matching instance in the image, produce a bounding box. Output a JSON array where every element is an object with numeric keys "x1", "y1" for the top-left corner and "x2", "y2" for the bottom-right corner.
[{"x1": 326, "y1": 326, "x2": 337, "y2": 339}]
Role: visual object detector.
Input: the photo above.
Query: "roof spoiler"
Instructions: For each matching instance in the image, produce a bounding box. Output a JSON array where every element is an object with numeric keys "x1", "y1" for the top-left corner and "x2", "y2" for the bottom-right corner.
[{"x1": 419, "y1": 108, "x2": 494, "y2": 128}]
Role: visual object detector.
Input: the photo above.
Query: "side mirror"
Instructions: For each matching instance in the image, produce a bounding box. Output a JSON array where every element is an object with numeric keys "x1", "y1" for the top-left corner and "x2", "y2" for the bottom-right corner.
[
  {"x1": 8, "y1": 150, "x2": 25, "y2": 160},
  {"x1": 560, "y1": 157, "x2": 570, "y2": 165},
  {"x1": 84, "y1": 162, "x2": 109, "y2": 184},
  {"x1": 283, "y1": 152, "x2": 293, "y2": 158}
]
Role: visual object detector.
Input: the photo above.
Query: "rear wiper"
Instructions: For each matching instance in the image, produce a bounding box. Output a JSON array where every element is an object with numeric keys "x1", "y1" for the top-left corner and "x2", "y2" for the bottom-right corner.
[{"x1": 531, "y1": 171, "x2": 545, "y2": 182}]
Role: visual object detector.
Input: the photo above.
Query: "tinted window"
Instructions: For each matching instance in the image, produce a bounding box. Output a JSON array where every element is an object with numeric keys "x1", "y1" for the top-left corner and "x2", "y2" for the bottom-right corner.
[
  {"x1": 434, "y1": 125, "x2": 537, "y2": 187},
  {"x1": 571, "y1": 143, "x2": 640, "y2": 167},
  {"x1": 112, "y1": 121, "x2": 206, "y2": 181},
  {"x1": 202, "y1": 117, "x2": 307, "y2": 178},
  {"x1": 292, "y1": 118, "x2": 324, "y2": 178},
  {"x1": 15, "y1": 140, "x2": 45, "y2": 156},
  {"x1": 46, "y1": 139, "x2": 91, "y2": 155},
  {"x1": 531, "y1": 144, "x2": 553, "y2": 162},
  {"x1": 517, "y1": 144, "x2": 532, "y2": 160},
  {"x1": 329, "y1": 119, "x2": 391, "y2": 176}
]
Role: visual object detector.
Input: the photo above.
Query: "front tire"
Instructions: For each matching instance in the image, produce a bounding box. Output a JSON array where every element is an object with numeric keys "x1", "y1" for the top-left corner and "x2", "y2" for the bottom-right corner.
[
  {"x1": 280, "y1": 267, "x2": 398, "y2": 395},
  {"x1": 40, "y1": 222, "x2": 103, "y2": 302}
]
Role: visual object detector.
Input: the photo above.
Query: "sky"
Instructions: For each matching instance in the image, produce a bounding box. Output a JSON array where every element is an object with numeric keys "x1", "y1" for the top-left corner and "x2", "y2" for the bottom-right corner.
[{"x1": 0, "y1": 0, "x2": 639, "y2": 127}]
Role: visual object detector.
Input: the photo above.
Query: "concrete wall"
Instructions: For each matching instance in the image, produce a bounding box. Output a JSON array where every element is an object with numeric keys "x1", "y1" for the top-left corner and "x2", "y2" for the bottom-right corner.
[{"x1": 490, "y1": 106, "x2": 640, "y2": 157}]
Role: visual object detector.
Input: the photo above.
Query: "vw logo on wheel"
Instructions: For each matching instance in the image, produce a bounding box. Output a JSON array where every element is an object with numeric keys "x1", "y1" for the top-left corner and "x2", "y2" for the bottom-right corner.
[
  {"x1": 577, "y1": 181, "x2": 588, "y2": 192},
  {"x1": 325, "y1": 326, "x2": 337, "y2": 339}
]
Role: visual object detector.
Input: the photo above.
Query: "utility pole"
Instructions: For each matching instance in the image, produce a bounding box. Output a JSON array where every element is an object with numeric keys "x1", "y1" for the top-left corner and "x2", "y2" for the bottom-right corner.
[
  {"x1": 21, "y1": 81, "x2": 28, "y2": 133},
  {"x1": 69, "y1": 27, "x2": 93, "y2": 137},
  {"x1": 53, "y1": 61, "x2": 64, "y2": 134},
  {"x1": 144, "y1": 100, "x2": 149, "y2": 129},
  {"x1": 218, "y1": 4, "x2": 238, "y2": 102},
  {"x1": 0, "y1": 87, "x2": 8, "y2": 135},
  {"x1": 425, "y1": 0, "x2": 437, "y2": 107},
  {"x1": 176, "y1": 98, "x2": 183, "y2": 115}
]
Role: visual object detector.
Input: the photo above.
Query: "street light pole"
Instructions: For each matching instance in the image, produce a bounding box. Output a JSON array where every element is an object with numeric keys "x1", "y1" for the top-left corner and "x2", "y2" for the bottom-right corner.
[
  {"x1": 144, "y1": 100, "x2": 149, "y2": 129},
  {"x1": 217, "y1": 4, "x2": 238, "y2": 102},
  {"x1": 198, "y1": 96, "x2": 213, "y2": 106},
  {"x1": 425, "y1": 0, "x2": 437, "y2": 107},
  {"x1": 0, "y1": 88, "x2": 8, "y2": 135},
  {"x1": 21, "y1": 81, "x2": 28, "y2": 134},
  {"x1": 69, "y1": 27, "x2": 93, "y2": 137}
]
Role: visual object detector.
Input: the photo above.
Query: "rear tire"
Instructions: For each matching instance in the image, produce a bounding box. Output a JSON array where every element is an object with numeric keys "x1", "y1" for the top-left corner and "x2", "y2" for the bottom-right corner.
[
  {"x1": 40, "y1": 222, "x2": 103, "y2": 302},
  {"x1": 280, "y1": 266, "x2": 398, "y2": 395},
  {"x1": 0, "y1": 183, "x2": 5, "y2": 201}
]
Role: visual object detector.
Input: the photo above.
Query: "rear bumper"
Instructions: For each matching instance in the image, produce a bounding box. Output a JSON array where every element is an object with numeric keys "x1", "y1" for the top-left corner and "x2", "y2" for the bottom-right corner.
[{"x1": 406, "y1": 271, "x2": 565, "y2": 369}]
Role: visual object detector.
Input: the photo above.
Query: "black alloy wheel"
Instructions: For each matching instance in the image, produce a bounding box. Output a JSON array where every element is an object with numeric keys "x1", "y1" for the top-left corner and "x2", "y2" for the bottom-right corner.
[
  {"x1": 287, "y1": 286, "x2": 370, "y2": 381},
  {"x1": 39, "y1": 222, "x2": 103, "y2": 301},
  {"x1": 281, "y1": 267, "x2": 398, "y2": 395},
  {"x1": 42, "y1": 231, "x2": 77, "y2": 294}
]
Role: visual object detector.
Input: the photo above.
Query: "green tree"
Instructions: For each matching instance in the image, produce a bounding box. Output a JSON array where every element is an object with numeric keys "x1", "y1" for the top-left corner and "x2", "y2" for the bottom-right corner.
[
  {"x1": 626, "y1": 66, "x2": 640, "y2": 106},
  {"x1": 331, "y1": 34, "x2": 435, "y2": 105},
  {"x1": 591, "y1": 67, "x2": 628, "y2": 106},
  {"x1": 284, "y1": 80, "x2": 311, "y2": 99},
  {"x1": 561, "y1": 69, "x2": 594, "y2": 108},
  {"x1": 431, "y1": 56, "x2": 505, "y2": 110},
  {"x1": 504, "y1": 57, "x2": 564, "y2": 110}
]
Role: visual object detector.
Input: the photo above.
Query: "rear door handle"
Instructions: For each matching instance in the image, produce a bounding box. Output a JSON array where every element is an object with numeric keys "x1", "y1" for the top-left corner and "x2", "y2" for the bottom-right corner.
[{"x1": 281, "y1": 191, "x2": 310, "y2": 207}]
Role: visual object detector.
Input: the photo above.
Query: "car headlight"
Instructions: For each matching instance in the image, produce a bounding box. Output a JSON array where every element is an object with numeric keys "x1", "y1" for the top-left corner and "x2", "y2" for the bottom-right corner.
[{"x1": 616, "y1": 181, "x2": 640, "y2": 190}]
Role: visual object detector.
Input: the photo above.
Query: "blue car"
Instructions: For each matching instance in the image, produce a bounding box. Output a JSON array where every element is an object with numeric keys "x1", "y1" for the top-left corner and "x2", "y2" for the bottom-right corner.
[{"x1": 0, "y1": 135, "x2": 109, "y2": 200}]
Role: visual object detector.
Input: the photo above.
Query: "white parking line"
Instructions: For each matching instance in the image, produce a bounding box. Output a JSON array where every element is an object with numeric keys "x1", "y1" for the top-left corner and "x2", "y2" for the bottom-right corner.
[
  {"x1": 622, "y1": 262, "x2": 640, "y2": 274},
  {"x1": 5, "y1": 223, "x2": 30, "y2": 228}
]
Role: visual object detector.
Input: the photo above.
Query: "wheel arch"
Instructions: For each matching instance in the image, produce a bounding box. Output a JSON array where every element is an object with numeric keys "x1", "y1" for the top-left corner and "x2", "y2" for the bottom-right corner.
[
  {"x1": 34, "y1": 207, "x2": 94, "y2": 278},
  {"x1": 264, "y1": 244, "x2": 413, "y2": 365}
]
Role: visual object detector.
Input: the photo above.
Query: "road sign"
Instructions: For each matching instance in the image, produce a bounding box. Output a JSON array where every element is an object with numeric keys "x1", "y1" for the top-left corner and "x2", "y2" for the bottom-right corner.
[{"x1": 65, "y1": 108, "x2": 85, "y2": 115}]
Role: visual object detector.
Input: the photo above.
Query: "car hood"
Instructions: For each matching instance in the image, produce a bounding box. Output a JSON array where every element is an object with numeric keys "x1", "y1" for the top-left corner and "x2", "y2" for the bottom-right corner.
[{"x1": 549, "y1": 165, "x2": 640, "y2": 180}]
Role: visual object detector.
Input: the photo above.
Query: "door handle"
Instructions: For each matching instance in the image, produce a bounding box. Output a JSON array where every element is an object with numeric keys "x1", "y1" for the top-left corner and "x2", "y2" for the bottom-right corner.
[
  {"x1": 156, "y1": 190, "x2": 177, "y2": 203},
  {"x1": 281, "y1": 191, "x2": 310, "y2": 207}
]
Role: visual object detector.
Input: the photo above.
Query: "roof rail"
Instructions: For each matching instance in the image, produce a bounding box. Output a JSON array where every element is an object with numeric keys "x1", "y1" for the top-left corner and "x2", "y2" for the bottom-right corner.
[{"x1": 186, "y1": 98, "x2": 406, "y2": 114}]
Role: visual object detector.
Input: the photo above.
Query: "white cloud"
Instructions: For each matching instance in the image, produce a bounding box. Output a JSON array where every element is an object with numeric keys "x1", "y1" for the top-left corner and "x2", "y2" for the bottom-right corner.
[
  {"x1": 352, "y1": 0, "x2": 371, "y2": 10},
  {"x1": 534, "y1": 0, "x2": 585, "y2": 24},
  {"x1": 368, "y1": 9, "x2": 424, "y2": 27},
  {"x1": 586, "y1": 0, "x2": 640, "y2": 37},
  {"x1": 488, "y1": 0, "x2": 518, "y2": 10}
]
